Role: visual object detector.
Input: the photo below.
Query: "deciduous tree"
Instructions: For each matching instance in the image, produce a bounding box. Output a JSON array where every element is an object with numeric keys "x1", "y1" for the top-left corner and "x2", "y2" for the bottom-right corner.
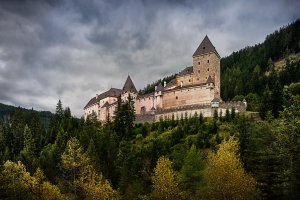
[
  {"x1": 204, "y1": 138, "x2": 256, "y2": 199},
  {"x1": 152, "y1": 156, "x2": 184, "y2": 200}
]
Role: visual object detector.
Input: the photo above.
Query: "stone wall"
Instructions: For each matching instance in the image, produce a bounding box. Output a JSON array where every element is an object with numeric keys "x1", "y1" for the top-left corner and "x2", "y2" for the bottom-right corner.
[
  {"x1": 162, "y1": 84, "x2": 214, "y2": 109},
  {"x1": 193, "y1": 52, "x2": 220, "y2": 99},
  {"x1": 135, "y1": 94, "x2": 155, "y2": 115},
  {"x1": 135, "y1": 113, "x2": 155, "y2": 123},
  {"x1": 176, "y1": 73, "x2": 194, "y2": 87},
  {"x1": 219, "y1": 101, "x2": 247, "y2": 111},
  {"x1": 153, "y1": 100, "x2": 246, "y2": 122}
]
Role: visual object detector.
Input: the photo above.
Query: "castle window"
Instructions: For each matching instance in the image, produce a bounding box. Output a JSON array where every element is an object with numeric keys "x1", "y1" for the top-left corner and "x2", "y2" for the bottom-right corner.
[
  {"x1": 176, "y1": 96, "x2": 178, "y2": 100},
  {"x1": 203, "y1": 46, "x2": 205, "y2": 49},
  {"x1": 198, "y1": 62, "x2": 200, "y2": 65},
  {"x1": 207, "y1": 60, "x2": 209, "y2": 63},
  {"x1": 197, "y1": 78, "x2": 199, "y2": 80},
  {"x1": 207, "y1": 68, "x2": 209, "y2": 71},
  {"x1": 189, "y1": 79, "x2": 191, "y2": 82},
  {"x1": 198, "y1": 70, "x2": 200, "y2": 73}
]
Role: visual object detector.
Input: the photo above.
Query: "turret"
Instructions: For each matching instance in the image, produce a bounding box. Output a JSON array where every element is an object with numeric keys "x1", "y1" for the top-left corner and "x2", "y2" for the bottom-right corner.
[{"x1": 192, "y1": 35, "x2": 220, "y2": 99}]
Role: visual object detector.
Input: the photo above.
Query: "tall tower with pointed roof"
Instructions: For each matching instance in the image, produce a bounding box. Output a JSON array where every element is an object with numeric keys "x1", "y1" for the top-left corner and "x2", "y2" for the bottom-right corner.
[{"x1": 193, "y1": 35, "x2": 221, "y2": 99}]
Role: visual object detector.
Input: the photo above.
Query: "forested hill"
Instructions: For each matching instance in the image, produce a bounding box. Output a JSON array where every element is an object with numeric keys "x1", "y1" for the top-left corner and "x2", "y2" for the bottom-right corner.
[
  {"x1": 221, "y1": 19, "x2": 300, "y2": 101},
  {"x1": 0, "y1": 102, "x2": 52, "y2": 128}
]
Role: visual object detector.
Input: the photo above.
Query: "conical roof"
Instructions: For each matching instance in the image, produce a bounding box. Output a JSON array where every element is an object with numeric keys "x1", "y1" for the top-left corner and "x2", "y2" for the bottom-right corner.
[
  {"x1": 206, "y1": 75, "x2": 214, "y2": 84},
  {"x1": 193, "y1": 35, "x2": 220, "y2": 58},
  {"x1": 156, "y1": 82, "x2": 164, "y2": 91},
  {"x1": 122, "y1": 75, "x2": 137, "y2": 93}
]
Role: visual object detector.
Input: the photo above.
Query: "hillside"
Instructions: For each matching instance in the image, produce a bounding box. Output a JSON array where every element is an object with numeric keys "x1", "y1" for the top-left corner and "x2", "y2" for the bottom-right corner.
[
  {"x1": 221, "y1": 19, "x2": 300, "y2": 101},
  {"x1": 0, "y1": 102, "x2": 52, "y2": 129},
  {"x1": 273, "y1": 52, "x2": 300, "y2": 73}
]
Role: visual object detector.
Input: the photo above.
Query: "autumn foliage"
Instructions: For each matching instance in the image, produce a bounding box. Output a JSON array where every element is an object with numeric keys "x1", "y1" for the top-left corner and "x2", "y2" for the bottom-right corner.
[{"x1": 205, "y1": 138, "x2": 256, "y2": 199}]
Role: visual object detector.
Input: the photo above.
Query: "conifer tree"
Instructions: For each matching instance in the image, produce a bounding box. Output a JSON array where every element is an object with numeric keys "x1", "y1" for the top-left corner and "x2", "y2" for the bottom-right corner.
[
  {"x1": 61, "y1": 137, "x2": 90, "y2": 198},
  {"x1": 179, "y1": 145, "x2": 204, "y2": 194},
  {"x1": 20, "y1": 125, "x2": 36, "y2": 172},
  {"x1": 56, "y1": 99, "x2": 64, "y2": 118}
]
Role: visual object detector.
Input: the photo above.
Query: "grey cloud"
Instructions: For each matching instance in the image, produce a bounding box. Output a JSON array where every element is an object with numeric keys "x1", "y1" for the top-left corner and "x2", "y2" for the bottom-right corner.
[{"x1": 0, "y1": 0, "x2": 299, "y2": 116}]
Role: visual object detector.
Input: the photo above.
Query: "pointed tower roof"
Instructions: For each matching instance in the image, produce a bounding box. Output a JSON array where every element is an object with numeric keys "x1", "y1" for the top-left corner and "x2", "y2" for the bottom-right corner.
[
  {"x1": 156, "y1": 82, "x2": 165, "y2": 92},
  {"x1": 122, "y1": 75, "x2": 137, "y2": 93},
  {"x1": 193, "y1": 35, "x2": 220, "y2": 58},
  {"x1": 206, "y1": 75, "x2": 214, "y2": 84}
]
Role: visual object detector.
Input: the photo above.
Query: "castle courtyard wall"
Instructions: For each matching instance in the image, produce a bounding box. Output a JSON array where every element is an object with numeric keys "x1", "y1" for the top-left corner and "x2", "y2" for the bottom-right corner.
[
  {"x1": 162, "y1": 85, "x2": 214, "y2": 109},
  {"x1": 176, "y1": 73, "x2": 194, "y2": 87}
]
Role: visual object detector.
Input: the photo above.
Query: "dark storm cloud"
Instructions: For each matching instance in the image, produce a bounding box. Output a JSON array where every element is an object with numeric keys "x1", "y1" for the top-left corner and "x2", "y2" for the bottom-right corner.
[{"x1": 0, "y1": 0, "x2": 299, "y2": 116}]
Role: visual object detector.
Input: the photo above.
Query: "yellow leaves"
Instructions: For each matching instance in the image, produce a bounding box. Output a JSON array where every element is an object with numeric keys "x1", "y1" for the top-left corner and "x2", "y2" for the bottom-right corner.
[
  {"x1": 205, "y1": 138, "x2": 257, "y2": 200},
  {"x1": 38, "y1": 181, "x2": 69, "y2": 200},
  {"x1": 152, "y1": 156, "x2": 185, "y2": 200},
  {"x1": 82, "y1": 179, "x2": 119, "y2": 200},
  {"x1": 0, "y1": 161, "x2": 69, "y2": 200},
  {"x1": 61, "y1": 137, "x2": 119, "y2": 199}
]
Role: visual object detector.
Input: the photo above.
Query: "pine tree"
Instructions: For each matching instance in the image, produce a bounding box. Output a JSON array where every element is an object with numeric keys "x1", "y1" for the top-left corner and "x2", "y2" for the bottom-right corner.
[
  {"x1": 179, "y1": 145, "x2": 204, "y2": 194},
  {"x1": 20, "y1": 125, "x2": 36, "y2": 172},
  {"x1": 86, "y1": 138, "x2": 99, "y2": 170},
  {"x1": 61, "y1": 137, "x2": 90, "y2": 197},
  {"x1": 114, "y1": 94, "x2": 136, "y2": 140},
  {"x1": 56, "y1": 99, "x2": 64, "y2": 118},
  {"x1": 124, "y1": 94, "x2": 135, "y2": 139}
]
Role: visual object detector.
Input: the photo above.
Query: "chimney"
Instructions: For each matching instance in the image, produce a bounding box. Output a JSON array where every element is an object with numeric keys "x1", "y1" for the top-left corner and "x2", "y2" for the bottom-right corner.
[
  {"x1": 164, "y1": 81, "x2": 166, "y2": 87},
  {"x1": 96, "y1": 94, "x2": 98, "y2": 99},
  {"x1": 155, "y1": 86, "x2": 157, "y2": 91}
]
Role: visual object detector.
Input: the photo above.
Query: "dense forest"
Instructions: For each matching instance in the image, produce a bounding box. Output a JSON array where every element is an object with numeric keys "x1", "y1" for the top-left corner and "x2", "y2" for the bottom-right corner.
[
  {"x1": 0, "y1": 103, "x2": 52, "y2": 129},
  {"x1": 221, "y1": 19, "x2": 300, "y2": 110},
  {"x1": 0, "y1": 20, "x2": 300, "y2": 199}
]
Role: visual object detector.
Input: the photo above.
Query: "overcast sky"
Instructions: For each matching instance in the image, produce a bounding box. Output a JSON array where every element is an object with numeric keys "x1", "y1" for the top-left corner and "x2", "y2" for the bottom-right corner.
[{"x1": 0, "y1": 0, "x2": 299, "y2": 117}]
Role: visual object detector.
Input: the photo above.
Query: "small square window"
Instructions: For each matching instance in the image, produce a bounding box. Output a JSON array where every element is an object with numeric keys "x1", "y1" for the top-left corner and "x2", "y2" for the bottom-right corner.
[
  {"x1": 207, "y1": 68, "x2": 209, "y2": 71},
  {"x1": 176, "y1": 96, "x2": 178, "y2": 99},
  {"x1": 189, "y1": 79, "x2": 191, "y2": 82},
  {"x1": 198, "y1": 62, "x2": 200, "y2": 65},
  {"x1": 207, "y1": 60, "x2": 209, "y2": 63}
]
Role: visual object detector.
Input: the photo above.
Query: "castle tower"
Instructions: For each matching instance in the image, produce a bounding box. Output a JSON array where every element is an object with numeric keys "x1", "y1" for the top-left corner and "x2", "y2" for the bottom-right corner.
[
  {"x1": 192, "y1": 35, "x2": 220, "y2": 99},
  {"x1": 122, "y1": 75, "x2": 138, "y2": 101}
]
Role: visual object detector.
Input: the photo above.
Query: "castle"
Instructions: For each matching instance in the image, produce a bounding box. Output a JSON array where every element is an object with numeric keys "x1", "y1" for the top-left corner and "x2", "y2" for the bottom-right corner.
[{"x1": 84, "y1": 36, "x2": 246, "y2": 122}]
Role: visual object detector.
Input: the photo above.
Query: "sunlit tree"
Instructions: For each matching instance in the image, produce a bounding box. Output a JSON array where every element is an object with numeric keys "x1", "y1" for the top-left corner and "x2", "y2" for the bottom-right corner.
[
  {"x1": 204, "y1": 138, "x2": 257, "y2": 199},
  {"x1": 152, "y1": 156, "x2": 185, "y2": 200}
]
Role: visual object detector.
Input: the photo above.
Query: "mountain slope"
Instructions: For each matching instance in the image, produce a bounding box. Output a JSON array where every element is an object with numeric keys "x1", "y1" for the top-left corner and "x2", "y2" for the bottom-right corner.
[{"x1": 221, "y1": 19, "x2": 300, "y2": 100}]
